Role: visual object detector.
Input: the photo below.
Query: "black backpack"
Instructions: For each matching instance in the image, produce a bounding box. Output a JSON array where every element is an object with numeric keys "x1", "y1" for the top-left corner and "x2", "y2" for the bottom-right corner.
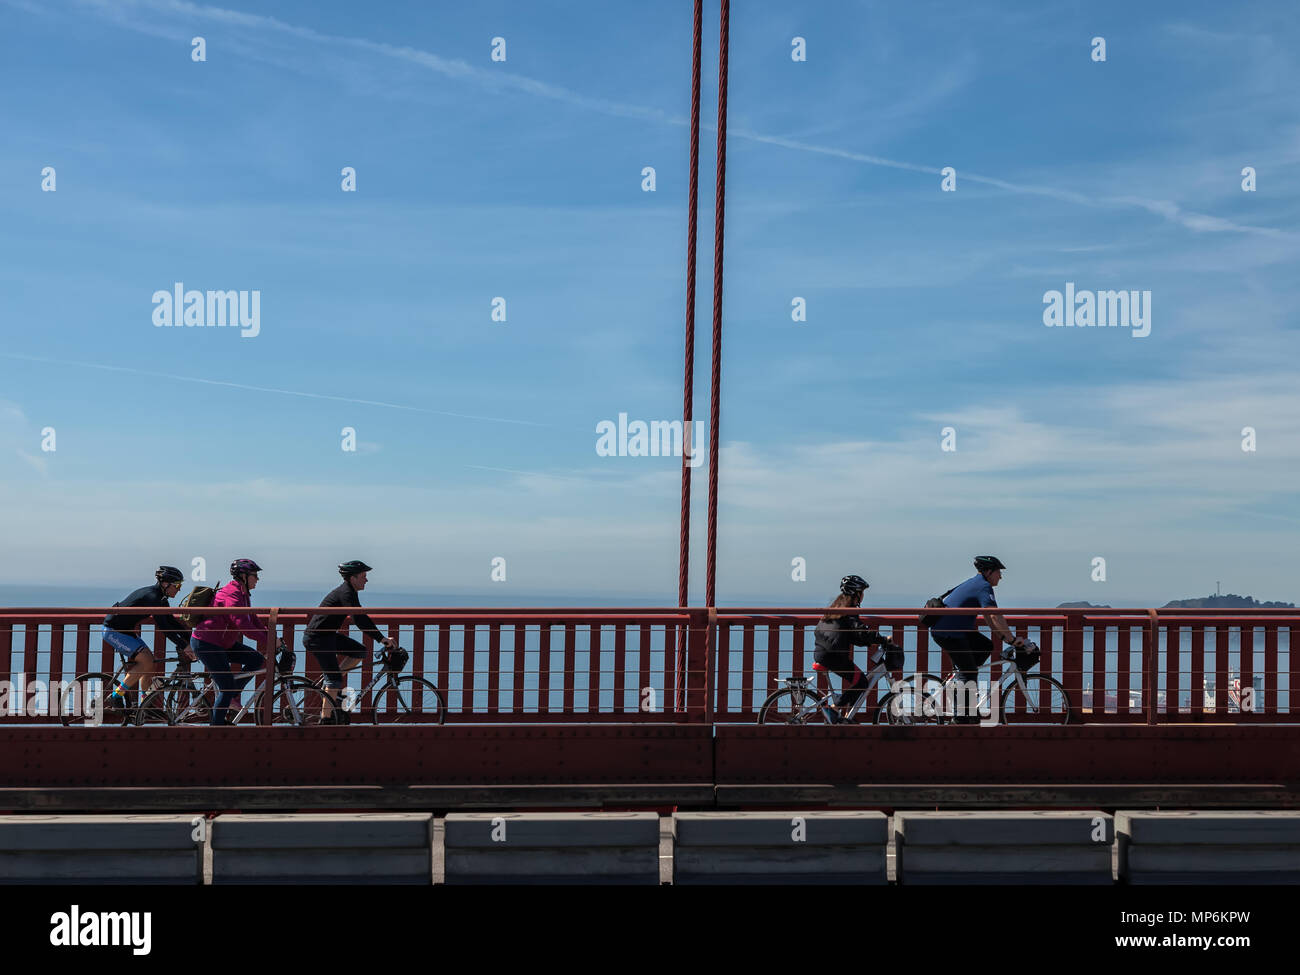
[{"x1": 918, "y1": 586, "x2": 957, "y2": 629}]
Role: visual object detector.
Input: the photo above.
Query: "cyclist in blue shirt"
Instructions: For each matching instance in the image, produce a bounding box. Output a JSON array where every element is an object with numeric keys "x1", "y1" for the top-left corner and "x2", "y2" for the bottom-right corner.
[{"x1": 931, "y1": 555, "x2": 1026, "y2": 722}]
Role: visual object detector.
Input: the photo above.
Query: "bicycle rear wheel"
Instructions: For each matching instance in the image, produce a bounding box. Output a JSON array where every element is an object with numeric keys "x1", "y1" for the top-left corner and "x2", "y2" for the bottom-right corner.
[
  {"x1": 367, "y1": 676, "x2": 446, "y2": 724},
  {"x1": 58, "y1": 673, "x2": 124, "y2": 727},
  {"x1": 1000, "y1": 674, "x2": 1071, "y2": 725},
  {"x1": 757, "y1": 687, "x2": 829, "y2": 724},
  {"x1": 132, "y1": 683, "x2": 176, "y2": 726},
  {"x1": 865, "y1": 673, "x2": 948, "y2": 725},
  {"x1": 252, "y1": 676, "x2": 335, "y2": 726}
]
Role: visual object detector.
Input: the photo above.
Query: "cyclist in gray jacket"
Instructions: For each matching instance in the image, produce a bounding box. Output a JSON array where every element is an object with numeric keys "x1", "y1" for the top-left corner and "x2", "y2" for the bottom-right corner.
[{"x1": 813, "y1": 574, "x2": 902, "y2": 722}]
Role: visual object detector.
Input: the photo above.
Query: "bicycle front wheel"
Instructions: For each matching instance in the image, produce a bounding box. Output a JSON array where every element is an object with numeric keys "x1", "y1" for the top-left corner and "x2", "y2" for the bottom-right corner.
[
  {"x1": 1000, "y1": 674, "x2": 1071, "y2": 725},
  {"x1": 367, "y1": 676, "x2": 447, "y2": 724},
  {"x1": 757, "y1": 687, "x2": 828, "y2": 725}
]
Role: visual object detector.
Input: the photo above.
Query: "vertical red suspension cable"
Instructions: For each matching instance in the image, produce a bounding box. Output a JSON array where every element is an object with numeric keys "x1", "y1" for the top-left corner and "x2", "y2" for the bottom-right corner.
[
  {"x1": 675, "y1": 0, "x2": 703, "y2": 713},
  {"x1": 705, "y1": 0, "x2": 728, "y2": 609},
  {"x1": 678, "y1": 0, "x2": 702, "y2": 611}
]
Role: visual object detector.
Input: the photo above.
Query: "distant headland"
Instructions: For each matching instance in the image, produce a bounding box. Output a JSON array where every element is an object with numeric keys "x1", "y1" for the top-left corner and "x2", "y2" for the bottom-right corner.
[
  {"x1": 1055, "y1": 594, "x2": 1294, "y2": 609},
  {"x1": 1162, "y1": 593, "x2": 1294, "y2": 609}
]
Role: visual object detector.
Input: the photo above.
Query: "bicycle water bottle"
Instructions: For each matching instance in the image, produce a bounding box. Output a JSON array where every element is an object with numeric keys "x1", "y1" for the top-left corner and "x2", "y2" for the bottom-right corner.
[{"x1": 342, "y1": 686, "x2": 358, "y2": 712}]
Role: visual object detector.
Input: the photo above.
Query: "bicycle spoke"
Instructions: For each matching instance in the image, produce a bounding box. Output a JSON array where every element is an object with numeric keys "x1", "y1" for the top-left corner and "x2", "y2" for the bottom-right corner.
[{"x1": 758, "y1": 686, "x2": 826, "y2": 724}]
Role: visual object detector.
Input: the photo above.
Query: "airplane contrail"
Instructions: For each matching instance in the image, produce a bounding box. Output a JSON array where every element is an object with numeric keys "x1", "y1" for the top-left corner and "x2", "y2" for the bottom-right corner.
[
  {"x1": 47, "y1": 0, "x2": 1294, "y2": 240},
  {"x1": 0, "y1": 353, "x2": 550, "y2": 427}
]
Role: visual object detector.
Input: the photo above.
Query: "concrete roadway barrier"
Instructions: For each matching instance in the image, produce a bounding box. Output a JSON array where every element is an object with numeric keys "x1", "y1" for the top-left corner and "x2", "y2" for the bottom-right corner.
[
  {"x1": 444, "y1": 812, "x2": 660, "y2": 884},
  {"x1": 1117, "y1": 811, "x2": 1300, "y2": 884},
  {"x1": 672, "y1": 811, "x2": 888, "y2": 884},
  {"x1": 895, "y1": 811, "x2": 1114, "y2": 885},
  {"x1": 0, "y1": 815, "x2": 201, "y2": 884},
  {"x1": 211, "y1": 813, "x2": 432, "y2": 884}
]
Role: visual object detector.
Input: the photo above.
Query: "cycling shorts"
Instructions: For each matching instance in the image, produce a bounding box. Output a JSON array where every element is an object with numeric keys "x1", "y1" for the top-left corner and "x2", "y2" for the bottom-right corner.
[{"x1": 103, "y1": 628, "x2": 151, "y2": 663}]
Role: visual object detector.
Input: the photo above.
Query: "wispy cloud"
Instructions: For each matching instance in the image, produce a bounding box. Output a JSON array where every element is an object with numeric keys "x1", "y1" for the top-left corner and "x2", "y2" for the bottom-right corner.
[
  {"x1": 69, "y1": 0, "x2": 686, "y2": 124},
  {"x1": 3, "y1": 371, "x2": 1293, "y2": 599},
  {"x1": 0, "y1": 402, "x2": 50, "y2": 478},
  {"x1": 17, "y1": 450, "x2": 49, "y2": 476}
]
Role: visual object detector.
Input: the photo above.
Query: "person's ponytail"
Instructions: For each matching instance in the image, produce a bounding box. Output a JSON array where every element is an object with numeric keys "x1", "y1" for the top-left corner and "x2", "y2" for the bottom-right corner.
[{"x1": 821, "y1": 592, "x2": 860, "y2": 624}]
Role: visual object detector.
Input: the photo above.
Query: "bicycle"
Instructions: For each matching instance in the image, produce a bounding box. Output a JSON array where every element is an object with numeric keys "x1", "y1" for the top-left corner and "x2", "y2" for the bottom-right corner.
[
  {"x1": 757, "y1": 646, "x2": 943, "y2": 724},
  {"x1": 871, "y1": 641, "x2": 1072, "y2": 725},
  {"x1": 59, "y1": 654, "x2": 188, "y2": 727},
  {"x1": 269, "y1": 645, "x2": 446, "y2": 726}
]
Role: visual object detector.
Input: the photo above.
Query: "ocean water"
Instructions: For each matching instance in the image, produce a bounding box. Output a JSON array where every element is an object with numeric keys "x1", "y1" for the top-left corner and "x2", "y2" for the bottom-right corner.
[{"x1": 0, "y1": 584, "x2": 708, "y2": 611}]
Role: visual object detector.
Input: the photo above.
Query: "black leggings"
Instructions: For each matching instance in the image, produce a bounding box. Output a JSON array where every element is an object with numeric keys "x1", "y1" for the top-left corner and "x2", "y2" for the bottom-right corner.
[
  {"x1": 191, "y1": 639, "x2": 263, "y2": 726},
  {"x1": 305, "y1": 632, "x2": 367, "y2": 688},
  {"x1": 933, "y1": 631, "x2": 995, "y2": 723},
  {"x1": 933, "y1": 630, "x2": 995, "y2": 681},
  {"x1": 814, "y1": 651, "x2": 870, "y2": 709}
]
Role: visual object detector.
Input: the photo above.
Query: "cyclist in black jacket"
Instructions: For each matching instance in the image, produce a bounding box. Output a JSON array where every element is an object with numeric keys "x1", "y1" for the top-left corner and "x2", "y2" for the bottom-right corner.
[
  {"x1": 303, "y1": 560, "x2": 398, "y2": 722},
  {"x1": 813, "y1": 574, "x2": 901, "y2": 722},
  {"x1": 103, "y1": 566, "x2": 193, "y2": 707}
]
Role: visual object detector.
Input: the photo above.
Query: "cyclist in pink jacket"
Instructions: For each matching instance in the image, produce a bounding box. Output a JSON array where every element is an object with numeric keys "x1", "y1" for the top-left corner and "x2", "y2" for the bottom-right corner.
[{"x1": 189, "y1": 558, "x2": 269, "y2": 725}]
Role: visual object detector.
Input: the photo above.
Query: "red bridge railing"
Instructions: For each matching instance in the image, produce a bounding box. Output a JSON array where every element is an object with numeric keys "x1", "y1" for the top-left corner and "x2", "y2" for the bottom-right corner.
[
  {"x1": 0, "y1": 607, "x2": 708, "y2": 725},
  {"x1": 712, "y1": 607, "x2": 1297, "y2": 725},
  {"x1": 0, "y1": 607, "x2": 1294, "y2": 725}
]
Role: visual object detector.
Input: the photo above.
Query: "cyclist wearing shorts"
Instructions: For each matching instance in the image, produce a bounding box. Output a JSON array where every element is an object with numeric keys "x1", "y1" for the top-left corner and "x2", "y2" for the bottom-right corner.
[
  {"x1": 930, "y1": 555, "x2": 1027, "y2": 723},
  {"x1": 813, "y1": 574, "x2": 902, "y2": 723},
  {"x1": 189, "y1": 558, "x2": 269, "y2": 726},
  {"x1": 103, "y1": 566, "x2": 193, "y2": 708},
  {"x1": 303, "y1": 560, "x2": 398, "y2": 723}
]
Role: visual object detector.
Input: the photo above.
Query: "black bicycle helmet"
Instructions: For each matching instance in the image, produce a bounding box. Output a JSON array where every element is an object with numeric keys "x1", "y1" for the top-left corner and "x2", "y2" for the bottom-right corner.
[
  {"x1": 840, "y1": 574, "x2": 869, "y2": 597},
  {"x1": 338, "y1": 560, "x2": 373, "y2": 578},
  {"x1": 230, "y1": 558, "x2": 262, "y2": 578},
  {"x1": 973, "y1": 555, "x2": 1006, "y2": 572},
  {"x1": 155, "y1": 565, "x2": 184, "y2": 584}
]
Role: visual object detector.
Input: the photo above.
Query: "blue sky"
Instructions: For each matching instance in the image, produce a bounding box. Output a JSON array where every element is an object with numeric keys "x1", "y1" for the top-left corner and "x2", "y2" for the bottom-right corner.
[{"x1": 1, "y1": 0, "x2": 1297, "y2": 606}]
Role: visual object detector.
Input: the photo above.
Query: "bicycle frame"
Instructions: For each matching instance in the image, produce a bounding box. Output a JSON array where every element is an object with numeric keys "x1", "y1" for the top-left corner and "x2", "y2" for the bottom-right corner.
[
  {"x1": 166, "y1": 667, "x2": 268, "y2": 725},
  {"x1": 920, "y1": 659, "x2": 1057, "y2": 722},
  {"x1": 777, "y1": 658, "x2": 896, "y2": 722},
  {"x1": 922, "y1": 661, "x2": 1023, "y2": 723},
  {"x1": 272, "y1": 654, "x2": 404, "y2": 725},
  {"x1": 334, "y1": 658, "x2": 403, "y2": 714}
]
